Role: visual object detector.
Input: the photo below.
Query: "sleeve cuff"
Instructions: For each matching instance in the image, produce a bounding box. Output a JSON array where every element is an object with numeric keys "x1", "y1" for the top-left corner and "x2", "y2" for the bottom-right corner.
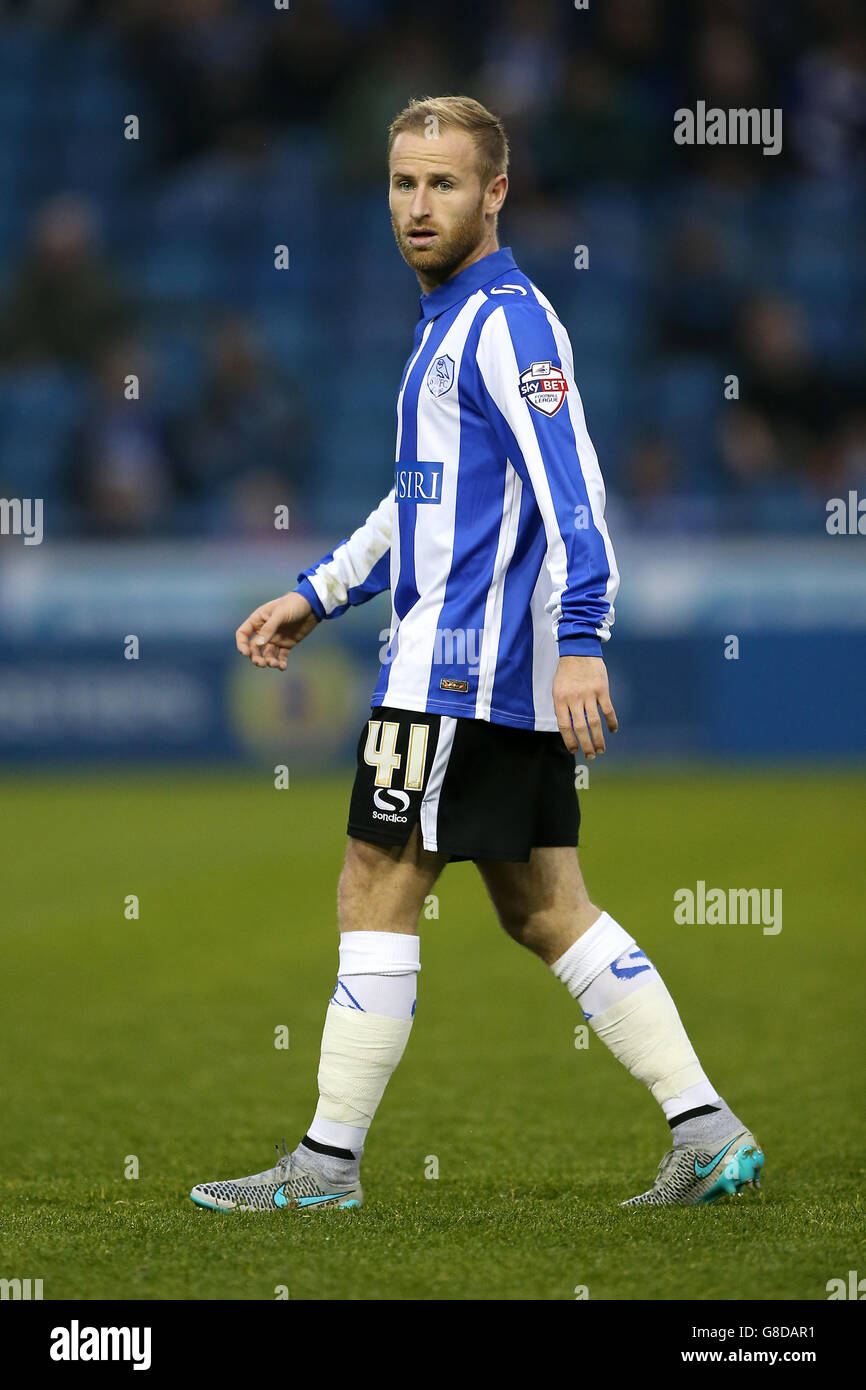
[
  {"x1": 295, "y1": 576, "x2": 326, "y2": 619},
  {"x1": 557, "y1": 636, "x2": 603, "y2": 658}
]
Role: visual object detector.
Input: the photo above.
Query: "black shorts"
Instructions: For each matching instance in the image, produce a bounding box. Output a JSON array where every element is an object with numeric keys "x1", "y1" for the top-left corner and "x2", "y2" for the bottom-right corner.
[{"x1": 347, "y1": 705, "x2": 580, "y2": 863}]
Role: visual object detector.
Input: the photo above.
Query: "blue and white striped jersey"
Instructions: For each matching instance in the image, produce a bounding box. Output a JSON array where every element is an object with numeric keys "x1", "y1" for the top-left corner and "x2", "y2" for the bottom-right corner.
[{"x1": 296, "y1": 246, "x2": 618, "y2": 732}]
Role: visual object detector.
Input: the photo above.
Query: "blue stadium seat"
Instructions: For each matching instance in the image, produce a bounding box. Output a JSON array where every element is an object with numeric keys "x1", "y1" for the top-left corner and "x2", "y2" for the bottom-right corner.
[
  {"x1": 257, "y1": 306, "x2": 327, "y2": 366},
  {"x1": 0, "y1": 367, "x2": 86, "y2": 497}
]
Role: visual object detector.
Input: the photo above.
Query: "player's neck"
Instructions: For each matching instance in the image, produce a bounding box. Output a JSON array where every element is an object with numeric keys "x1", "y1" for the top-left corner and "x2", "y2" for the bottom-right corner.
[{"x1": 415, "y1": 234, "x2": 500, "y2": 295}]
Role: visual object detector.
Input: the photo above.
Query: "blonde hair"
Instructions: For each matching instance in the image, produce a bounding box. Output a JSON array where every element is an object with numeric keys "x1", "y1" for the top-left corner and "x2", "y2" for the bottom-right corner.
[{"x1": 388, "y1": 95, "x2": 509, "y2": 191}]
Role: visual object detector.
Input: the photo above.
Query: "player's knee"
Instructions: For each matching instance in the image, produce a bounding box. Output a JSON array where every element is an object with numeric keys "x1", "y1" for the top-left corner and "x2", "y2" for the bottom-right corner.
[
  {"x1": 336, "y1": 838, "x2": 377, "y2": 930},
  {"x1": 501, "y1": 904, "x2": 599, "y2": 963},
  {"x1": 499, "y1": 906, "x2": 551, "y2": 952},
  {"x1": 495, "y1": 902, "x2": 528, "y2": 941},
  {"x1": 336, "y1": 834, "x2": 430, "y2": 933}
]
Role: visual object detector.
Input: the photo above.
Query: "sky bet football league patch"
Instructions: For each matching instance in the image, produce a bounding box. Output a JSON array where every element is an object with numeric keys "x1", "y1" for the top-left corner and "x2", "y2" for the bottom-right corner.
[{"x1": 518, "y1": 361, "x2": 569, "y2": 416}]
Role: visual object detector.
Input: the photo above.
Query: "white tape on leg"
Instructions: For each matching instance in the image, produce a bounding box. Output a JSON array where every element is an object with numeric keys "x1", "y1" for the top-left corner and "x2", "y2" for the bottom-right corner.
[
  {"x1": 588, "y1": 977, "x2": 706, "y2": 1105},
  {"x1": 316, "y1": 1005, "x2": 414, "y2": 1127}
]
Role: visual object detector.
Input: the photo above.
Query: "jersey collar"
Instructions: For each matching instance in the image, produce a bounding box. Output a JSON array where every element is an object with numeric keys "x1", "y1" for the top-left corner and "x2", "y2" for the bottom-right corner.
[{"x1": 419, "y1": 246, "x2": 518, "y2": 320}]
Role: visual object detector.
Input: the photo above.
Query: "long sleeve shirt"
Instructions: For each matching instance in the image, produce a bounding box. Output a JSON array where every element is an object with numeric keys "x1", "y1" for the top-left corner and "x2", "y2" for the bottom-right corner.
[{"x1": 296, "y1": 246, "x2": 618, "y2": 732}]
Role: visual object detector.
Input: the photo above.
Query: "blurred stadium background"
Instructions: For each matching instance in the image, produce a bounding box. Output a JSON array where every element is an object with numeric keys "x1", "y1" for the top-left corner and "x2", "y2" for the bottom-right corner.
[
  {"x1": 1, "y1": 0, "x2": 865, "y2": 1306},
  {"x1": 0, "y1": 0, "x2": 863, "y2": 769}
]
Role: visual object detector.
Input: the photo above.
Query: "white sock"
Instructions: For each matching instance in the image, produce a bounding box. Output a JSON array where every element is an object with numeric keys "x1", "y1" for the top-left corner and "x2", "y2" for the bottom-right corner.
[
  {"x1": 552, "y1": 912, "x2": 720, "y2": 1119},
  {"x1": 329, "y1": 929, "x2": 419, "y2": 1019},
  {"x1": 304, "y1": 931, "x2": 420, "y2": 1160}
]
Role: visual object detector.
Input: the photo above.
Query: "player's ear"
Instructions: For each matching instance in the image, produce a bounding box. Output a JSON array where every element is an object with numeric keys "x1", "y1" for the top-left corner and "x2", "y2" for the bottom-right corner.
[{"x1": 486, "y1": 173, "x2": 508, "y2": 216}]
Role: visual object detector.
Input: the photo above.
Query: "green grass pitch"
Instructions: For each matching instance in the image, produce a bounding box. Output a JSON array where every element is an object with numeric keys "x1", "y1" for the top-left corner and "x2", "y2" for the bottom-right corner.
[{"x1": 0, "y1": 766, "x2": 863, "y2": 1301}]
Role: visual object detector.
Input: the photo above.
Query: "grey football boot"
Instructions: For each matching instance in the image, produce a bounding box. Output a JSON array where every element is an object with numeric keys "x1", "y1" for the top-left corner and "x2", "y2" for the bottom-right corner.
[
  {"x1": 190, "y1": 1140, "x2": 363, "y2": 1213},
  {"x1": 621, "y1": 1129, "x2": 765, "y2": 1207}
]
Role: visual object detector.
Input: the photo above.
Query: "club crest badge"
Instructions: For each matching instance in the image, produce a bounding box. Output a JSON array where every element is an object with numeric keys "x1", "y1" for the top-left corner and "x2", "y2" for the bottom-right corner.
[
  {"x1": 518, "y1": 361, "x2": 568, "y2": 416},
  {"x1": 427, "y1": 354, "x2": 455, "y2": 397}
]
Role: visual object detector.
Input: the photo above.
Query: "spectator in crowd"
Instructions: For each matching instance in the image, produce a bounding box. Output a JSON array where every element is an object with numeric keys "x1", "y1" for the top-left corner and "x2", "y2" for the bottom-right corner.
[
  {"x1": 168, "y1": 317, "x2": 310, "y2": 535},
  {"x1": 65, "y1": 336, "x2": 176, "y2": 535},
  {"x1": 791, "y1": 2, "x2": 866, "y2": 178},
  {"x1": 0, "y1": 195, "x2": 132, "y2": 369},
  {"x1": 718, "y1": 293, "x2": 857, "y2": 494},
  {"x1": 657, "y1": 216, "x2": 740, "y2": 359}
]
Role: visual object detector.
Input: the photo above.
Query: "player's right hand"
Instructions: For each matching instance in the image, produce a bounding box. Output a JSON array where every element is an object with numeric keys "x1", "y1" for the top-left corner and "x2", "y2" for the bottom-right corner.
[{"x1": 235, "y1": 591, "x2": 320, "y2": 669}]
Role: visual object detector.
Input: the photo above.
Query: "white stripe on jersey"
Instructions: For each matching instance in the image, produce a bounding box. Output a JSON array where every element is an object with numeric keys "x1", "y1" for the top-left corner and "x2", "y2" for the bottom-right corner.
[
  {"x1": 305, "y1": 488, "x2": 394, "y2": 616},
  {"x1": 546, "y1": 315, "x2": 620, "y2": 635},
  {"x1": 419, "y1": 716, "x2": 457, "y2": 852},
  {"x1": 382, "y1": 291, "x2": 488, "y2": 711},
  {"x1": 475, "y1": 461, "x2": 523, "y2": 721},
  {"x1": 476, "y1": 305, "x2": 617, "y2": 646},
  {"x1": 530, "y1": 561, "x2": 559, "y2": 730},
  {"x1": 528, "y1": 278, "x2": 619, "y2": 641},
  {"x1": 476, "y1": 307, "x2": 572, "y2": 636},
  {"x1": 387, "y1": 315, "x2": 437, "y2": 662}
]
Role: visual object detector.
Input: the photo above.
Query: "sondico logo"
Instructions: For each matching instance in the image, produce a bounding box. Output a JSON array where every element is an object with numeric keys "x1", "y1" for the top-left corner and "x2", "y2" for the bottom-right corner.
[
  {"x1": 373, "y1": 787, "x2": 410, "y2": 822},
  {"x1": 50, "y1": 1321, "x2": 152, "y2": 1370}
]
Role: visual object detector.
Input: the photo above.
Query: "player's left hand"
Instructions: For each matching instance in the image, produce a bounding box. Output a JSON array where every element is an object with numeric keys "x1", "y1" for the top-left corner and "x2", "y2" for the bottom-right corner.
[{"x1": 553, "y1": 655, "x2": 618, "y2": 759}]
